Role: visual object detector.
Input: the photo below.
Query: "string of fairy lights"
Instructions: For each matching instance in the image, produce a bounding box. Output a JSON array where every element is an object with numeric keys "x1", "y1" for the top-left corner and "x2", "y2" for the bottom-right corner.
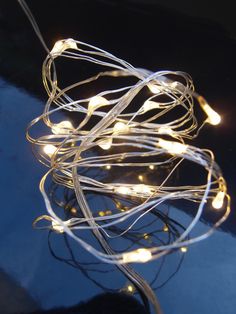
[{"x1": 26, "y1": 38, "x2": 230, "y2": 265}]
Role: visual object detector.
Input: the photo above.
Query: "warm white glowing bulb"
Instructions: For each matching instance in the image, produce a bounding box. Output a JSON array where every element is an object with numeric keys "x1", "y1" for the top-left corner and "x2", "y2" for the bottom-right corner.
[
  {"x1": 113, "y1": 122, "x2": 129, "y2": 134},
  {"x1": 149, "y1": 165, "x2": 155, "y2": 170},
  {"x1": 115, "y1": 186, "x2": 131, "y2": 195},
  {"x1": 133, "y1": 184, "x2": 152, "y2": 195},
  {"x1": 142, "y1": 100, "x2": 160, "y2": 113},
  {"x1": 159, "y1": 78, "x2": 180, "y2": 90},
  {"x1": 51, "y1": 38, "x2": 78, "y2": 56},
  {"x1": 198, "y1": 97, "x2": 221, "y2": 125},
  {"x1": 148, "y1": 83, "x2": 161, "y2": 94},
  {"x1": 88, "y1": 96, "x2": 109, "y2": 112},
  {"x1": 158, "y1": 126, "x2": 173, "y2": 135},
  {"x1": 169, "y1": 81, "x2": 178, "y2": 88},
  {"x1": 158, "y1": 139, "x2": 187, "y2": 155},
  {"x1": 52, "y1": 120, "x2": 74, "y2": 135},
  {"x1": 123, "y1": 248, "x2": 152, "y2": 263},
  {"x1": 51, "y1": 219, "x2": 70, "y2": 233},
  {"x1": 43, "y1": 144, "x2": 57, "y2": 156},
  {"x1": 52, "y1": 220, "x2": 65, "y2": 233},
  {"x1": 98, "y1": 138, "x2": 112, "y2": 150},
  {"x1": 203, "y1": 104, "x2": 221, "y2": 125},
  {"x1": 105, "y1": 165, "x2": 111, "y2": 170},
  {"x1": 212, "y1": 191, "x2": 225, "y2": 209}
]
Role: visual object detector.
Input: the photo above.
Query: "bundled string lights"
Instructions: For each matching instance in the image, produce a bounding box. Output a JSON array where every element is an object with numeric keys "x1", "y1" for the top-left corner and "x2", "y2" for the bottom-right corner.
[{"x1": 27, "y1": 37, "x2": 230, "y2": 265}]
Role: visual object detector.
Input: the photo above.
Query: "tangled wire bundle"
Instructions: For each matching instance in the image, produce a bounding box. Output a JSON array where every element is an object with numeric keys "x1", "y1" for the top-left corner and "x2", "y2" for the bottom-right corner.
[{"x1": 28, "y1": 38, "x2": 230, "y2": 265}]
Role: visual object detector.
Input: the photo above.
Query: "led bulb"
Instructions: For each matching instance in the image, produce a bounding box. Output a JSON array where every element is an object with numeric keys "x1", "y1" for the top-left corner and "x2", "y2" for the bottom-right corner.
[
  {"x1": 51, "y1": 219, "x2": 70, "y2": 233},
  {"x1": 212, "y1": 191, "x2": 225, "y2": 209},
  {"x1": 158, "y1": 126, "x2": 173, "y2": 135},
  {"x1": 51, "y1": 38, "x2": 77, "y2": 56},
  {"x1": 149, "y1": 165, "x2": 155, "y2": 170},
  {"x1": 70, "y1": 208, "x2": 77, "y2": 215},
  {"x1": 142, "y1": 100, "x2": 160, "y2": 113},
  {"x1": 148, "y1": 83, "x2": 161, "y2": 94},
  {"x1": 52, "y1": 220, "x2": 64, "y2": 233},
  {"x1": 52, "y1": 120, "x2": 74, "y2": 135},
  {"x1": 169, "y1": 81, "x2": 178, "y2": 88},
  {"x1": 88, "y1": 96, "x2": 109, "y2": 112},
  {"x1": 122, "y1": 248, "x2": 152, "y2": 263},
  {"x1": 115, "y1": 186, "x2": 131, "y2": 195},
  {"x1": 43, "y1": 144, "x2": 57, "y2": 157},
  {"x1": 133, "y1": 184, "x2": 152, "y2": 195},
  {"x1": 158, "y1": 139, "x2": 187, "y2": 155},
  {"x1": 98, "y1": 138, "x2": 112, "y2": 150},
  {"x1": 204, "y1": 104, "x2": 221, "y2": 125},
  {"x1": 159, "y1": 78, "x2": 180, "y2": 90},
  {"x1": 113, "y1": 122, "x2": 129, "y2": 134},
  {"x1": 198, "y1": 97, "x2": 221, "y2": 125}
]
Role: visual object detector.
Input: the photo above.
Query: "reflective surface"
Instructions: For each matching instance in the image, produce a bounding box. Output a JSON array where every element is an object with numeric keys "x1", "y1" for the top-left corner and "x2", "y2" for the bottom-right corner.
[{"x1": 0, "y1": 1, "x2": 236, "y2": 313}]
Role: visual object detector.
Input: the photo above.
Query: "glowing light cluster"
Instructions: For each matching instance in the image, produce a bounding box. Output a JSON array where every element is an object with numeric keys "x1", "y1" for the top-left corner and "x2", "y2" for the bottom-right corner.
[
  {"x1": 27, "y1": 38, "x2": 230, "y2": 265},
  {"x1": 123, "y1": 249, "x2": 152, "y2": 263}
]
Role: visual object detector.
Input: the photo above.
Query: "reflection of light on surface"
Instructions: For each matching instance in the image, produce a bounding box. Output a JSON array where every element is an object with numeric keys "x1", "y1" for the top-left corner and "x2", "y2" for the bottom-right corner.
[
  {"x1": 127, "y1": 285, "x2": 135, "y2": 293},
  {"x1": 163, "y1": 225, "x2": 169, "y2": 232},
  {"x1": 180, "y1": 247, "x2": 188, "y2": 253},
  {"x1": 70, "y1": 207, "x2": 77, "y2": 215},
  {"x1": 138, "y1": 175, "x2": 144, "y2": 182},
  {"x1": 98, "y1": 210, "x2": 113, "y2": 217}
]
